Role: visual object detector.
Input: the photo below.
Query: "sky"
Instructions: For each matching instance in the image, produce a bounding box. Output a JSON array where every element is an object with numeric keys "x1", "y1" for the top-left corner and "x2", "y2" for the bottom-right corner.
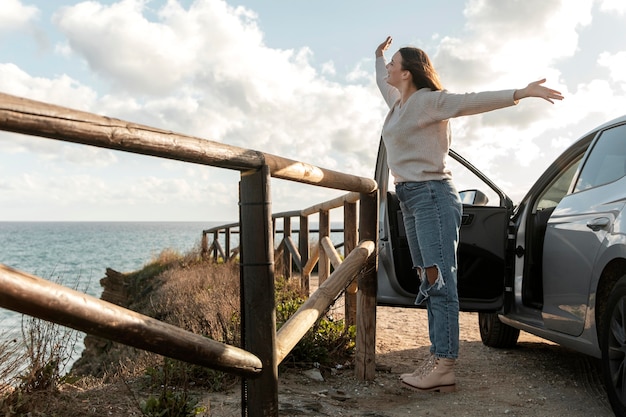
[{"x1": 0, "y1": 0, "x2": 625, "y2": 222}]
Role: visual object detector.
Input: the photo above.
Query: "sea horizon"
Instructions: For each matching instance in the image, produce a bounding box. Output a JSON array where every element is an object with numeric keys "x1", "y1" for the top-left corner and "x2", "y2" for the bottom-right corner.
[{"x1": 0, "y1": 218, "x2": 341, "y2": 312}]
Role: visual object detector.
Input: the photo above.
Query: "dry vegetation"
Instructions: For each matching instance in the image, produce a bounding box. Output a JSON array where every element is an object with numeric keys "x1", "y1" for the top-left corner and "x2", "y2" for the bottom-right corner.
[
  {"x1": 0, "y1": 248, "x2": 353, "y2": 416},
  {"x1": 0, "y1": 250, "x2": 241, "y2": 416}
]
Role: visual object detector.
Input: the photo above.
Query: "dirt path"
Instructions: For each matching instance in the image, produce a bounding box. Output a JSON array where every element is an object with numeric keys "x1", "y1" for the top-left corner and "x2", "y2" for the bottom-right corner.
[{"x1": 204, "y1": 307, "x2": 614, "y2": 416}]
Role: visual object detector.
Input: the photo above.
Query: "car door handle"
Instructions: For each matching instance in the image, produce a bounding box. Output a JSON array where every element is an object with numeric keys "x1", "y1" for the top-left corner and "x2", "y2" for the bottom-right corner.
[
  {"x1": 586, "y1": 217, "x2": 610, "y2": 231},
  {"x1": 461, "y1": 213, "x2": 474, "y2": 226}
]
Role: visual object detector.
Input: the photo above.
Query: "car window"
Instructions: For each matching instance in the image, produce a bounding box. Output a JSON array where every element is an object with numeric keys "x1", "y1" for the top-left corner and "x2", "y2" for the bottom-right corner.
[
  {"x1": 446, "y1": 157, "x2": 501, "y2": 206},
  {"x1": 535, "y1": 156, "x2": 582, "y2": 211},
  {"x1": 574, "y1": 124, "x2": 626, "y2": 192}
]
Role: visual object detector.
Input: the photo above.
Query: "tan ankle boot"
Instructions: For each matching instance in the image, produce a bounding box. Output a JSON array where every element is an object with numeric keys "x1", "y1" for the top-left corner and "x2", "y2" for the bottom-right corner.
[
  {"x1": 401, "y1": 357, "x2": 456, "y2": 392},
  {"x1": 399, "y1": 353, "x2": 435, "y2": 379}
]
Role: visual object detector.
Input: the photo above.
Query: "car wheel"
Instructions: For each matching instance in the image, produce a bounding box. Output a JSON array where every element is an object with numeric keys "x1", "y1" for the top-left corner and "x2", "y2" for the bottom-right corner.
[
  {"x1": 600, "y1": 276, "x2": 626, "y2": 417},
  {"x1": 478, "y1": 312, "x2": 520, "y2": 348}
]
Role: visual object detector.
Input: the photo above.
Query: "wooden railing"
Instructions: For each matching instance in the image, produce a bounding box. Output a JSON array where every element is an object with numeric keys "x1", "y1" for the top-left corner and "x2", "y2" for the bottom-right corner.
[
  {"x1": 0, "y1": 92, "x2": 379, "y2": 417},
  {"x1": 202, "y1": 191, "x2": 362, "y2": 326}
]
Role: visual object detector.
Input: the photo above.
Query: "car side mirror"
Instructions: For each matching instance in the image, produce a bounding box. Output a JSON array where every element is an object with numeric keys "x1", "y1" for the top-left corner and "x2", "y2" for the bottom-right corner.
[{"x1": 459, "y1": 189, "x2": 489, "y2": 206}]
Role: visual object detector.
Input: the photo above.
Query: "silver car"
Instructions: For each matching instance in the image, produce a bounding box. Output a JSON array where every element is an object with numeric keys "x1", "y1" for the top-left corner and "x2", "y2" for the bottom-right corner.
[{"x1": 375, "y1": 115, "x2": 626, "y2": 416}]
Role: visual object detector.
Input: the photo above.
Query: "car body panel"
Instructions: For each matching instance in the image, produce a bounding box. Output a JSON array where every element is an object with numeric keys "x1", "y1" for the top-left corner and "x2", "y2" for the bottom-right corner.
[{"x1": 542, "y1": 182, "x2": 625, "y2": 336}]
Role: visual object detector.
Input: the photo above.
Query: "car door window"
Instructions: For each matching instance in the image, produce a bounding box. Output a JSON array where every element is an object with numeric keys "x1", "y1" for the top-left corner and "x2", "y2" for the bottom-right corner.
[
  {"x1": 574, "y1": 125, "x2": 626, "y2": 192},
  {"x1": 535, "y1": 157, "x2": 582, "y2": 211}
]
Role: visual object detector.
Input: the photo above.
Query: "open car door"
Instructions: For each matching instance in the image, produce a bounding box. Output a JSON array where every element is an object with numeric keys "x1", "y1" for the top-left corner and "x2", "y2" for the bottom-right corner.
[{"x1": 375, "y1": 140, "x2": 514, "y2": 311}]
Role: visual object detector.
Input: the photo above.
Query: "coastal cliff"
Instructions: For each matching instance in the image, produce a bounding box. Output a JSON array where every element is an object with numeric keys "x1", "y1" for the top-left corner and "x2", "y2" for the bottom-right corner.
[{"x1": 70, "y1": 268, "x2": 135, "y2": 376}]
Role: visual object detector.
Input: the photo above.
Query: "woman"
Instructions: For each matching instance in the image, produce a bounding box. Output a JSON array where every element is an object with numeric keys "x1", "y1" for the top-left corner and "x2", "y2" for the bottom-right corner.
[{"x1": 375, "y1": 36, "x2": 563, "y2": 392}]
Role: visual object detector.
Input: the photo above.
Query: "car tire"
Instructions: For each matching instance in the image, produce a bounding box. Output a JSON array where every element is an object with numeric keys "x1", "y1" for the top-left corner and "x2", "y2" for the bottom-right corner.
[
  {"x1": 478, "y1": 312, "x2": 520, "y2": 348},
  {"x1": 600, "y1": 275, "x2": 626, "y2": 417}
]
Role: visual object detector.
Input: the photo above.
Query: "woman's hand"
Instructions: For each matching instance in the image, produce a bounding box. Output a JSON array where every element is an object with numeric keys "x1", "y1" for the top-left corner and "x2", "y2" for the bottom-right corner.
[
  {"x1": 514, "y1": 79, "x2": 564, "y2": 104},
  {"x1": 376, "y1": 36, "x2": 393, "y2": 58}
]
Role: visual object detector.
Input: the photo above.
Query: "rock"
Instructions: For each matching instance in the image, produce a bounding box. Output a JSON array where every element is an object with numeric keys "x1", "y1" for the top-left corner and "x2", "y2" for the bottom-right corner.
[
  {"x1": 330, "y1": 389, "x2": 351, "y2": 401},
  {"x1": 99, "y1": 268, "x2": 130, "y2": 307},
  {"x1": 303, "y1": 368, "x2": 324, "y2": 382}
]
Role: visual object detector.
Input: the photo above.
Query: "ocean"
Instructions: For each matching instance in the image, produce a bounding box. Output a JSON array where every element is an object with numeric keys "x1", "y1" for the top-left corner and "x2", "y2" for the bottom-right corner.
[{"x1": 0, "y1": 221, "x2": 222, "y2": 338}]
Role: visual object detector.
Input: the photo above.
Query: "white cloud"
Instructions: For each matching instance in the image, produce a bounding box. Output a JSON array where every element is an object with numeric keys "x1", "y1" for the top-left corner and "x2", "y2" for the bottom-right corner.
[
  {"x1": 0, "y1": 0, "x2": 39, "y2": 32},
  {"x1": 441, "y1": 0, "x2": 590, "y2": 88},
  {"x1": 321, "y1": 61, "x2": 336, "y2": 77},
  {"x1": 61, "y1": 145, "x2": 119, "y2": 167},
  {"x1": 0, "y1": 159, "x2": 241, "y2": 220},
  {"x1": 52, "y1": 0, "x2": 266, "y2": 95},
  {"x1": 598, "y1": 51, "x2": 626, "y2": 84},
  {"x1": 0, "y1": 63, "x2": 97, "y2": 109},
  {"x1": 598, "y1": 0, "x2": 626, "y2": 14}
]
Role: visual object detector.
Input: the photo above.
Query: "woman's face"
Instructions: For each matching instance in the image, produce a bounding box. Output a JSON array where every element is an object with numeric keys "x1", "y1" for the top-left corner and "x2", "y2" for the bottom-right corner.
[{"x1": 385, "y1": 51, "x2": 406, "y2": 88}]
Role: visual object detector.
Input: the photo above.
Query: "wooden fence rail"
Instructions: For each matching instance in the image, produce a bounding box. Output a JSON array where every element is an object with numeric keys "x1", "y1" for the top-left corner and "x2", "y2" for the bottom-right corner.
[
  {"x1": 275, "y1": 240, "x2": 375, "y2": 363},
  {"x1": 0, "y1": 93, "x2": 376, "y2": 193},
  {"x1": 200, "y1": 224, "x2": 344, "y2": 267},
  {"x1": 0, "y1": 265, "x2": 262, "y2": 376},
  {"x1": 202, "y1": 191, "x2": 362, "y2": 326},
  {"x1": 0, "y1": 92, "x2": 379, "y2": 416}
]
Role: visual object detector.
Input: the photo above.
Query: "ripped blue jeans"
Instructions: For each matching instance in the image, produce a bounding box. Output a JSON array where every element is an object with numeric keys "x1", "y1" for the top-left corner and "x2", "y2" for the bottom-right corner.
[{"x1": 396, "y1": 180, "x2": 462, "y2": 359}]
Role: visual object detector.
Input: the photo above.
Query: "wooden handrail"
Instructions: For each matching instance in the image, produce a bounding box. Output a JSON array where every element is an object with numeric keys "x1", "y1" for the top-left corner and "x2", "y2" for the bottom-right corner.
[
  {"x1": 0, "y1": 264, "x2": 262, "y2": 377},
  {"x1": 0, "y1": 93, "x2": 377, "y2": 194},
  {"x1": 300, "y1": 192, "x2": 360, "y2": 217}
]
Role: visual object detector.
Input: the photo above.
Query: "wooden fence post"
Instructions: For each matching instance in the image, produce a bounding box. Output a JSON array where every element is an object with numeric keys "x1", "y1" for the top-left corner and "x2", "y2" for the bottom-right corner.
[
  {"x1": 201, "y1": 231, "x2": 208, "y2": 258},
  {"x1": 299, "y1": 214, "x2": 310, "y2": 294},
  {"x1": 318, "y1": 209, "x2": 330, "y2": 286},
  {"x1": 225, "y1": 227, "x2": 231, "y2": 261},
  {"x1": 283, "y1": 217, "x2": 293, "y2": 279},
  {"x1": 343, "y1": 201, "x2": 358, "y2": 327},
  {"x1": 239, "y1": 165, "x2": 278, "y2": 416},
  {"x1": 355, "y1": 190, "x2": 379, "y2": 381},
  {"x1": 213, "y1": 231, "x2": 219, "y2": 261}
]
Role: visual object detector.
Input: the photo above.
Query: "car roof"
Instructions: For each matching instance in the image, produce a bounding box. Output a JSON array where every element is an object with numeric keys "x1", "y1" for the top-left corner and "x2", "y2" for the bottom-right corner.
[{"x1": 579, "y1": 114, "x2": 626, "y2": 138}]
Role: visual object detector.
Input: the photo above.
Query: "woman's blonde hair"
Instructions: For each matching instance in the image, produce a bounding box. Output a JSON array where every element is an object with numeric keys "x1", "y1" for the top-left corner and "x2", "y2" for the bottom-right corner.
[{"x1": 399, "y1": 47, "x2": 443, "y2": 91}]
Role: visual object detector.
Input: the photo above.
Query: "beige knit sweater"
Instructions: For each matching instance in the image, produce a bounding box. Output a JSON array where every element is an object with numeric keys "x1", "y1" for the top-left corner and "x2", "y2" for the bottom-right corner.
[{"x1": 376, "y1": 56, "x2": 518, "y2": 184}]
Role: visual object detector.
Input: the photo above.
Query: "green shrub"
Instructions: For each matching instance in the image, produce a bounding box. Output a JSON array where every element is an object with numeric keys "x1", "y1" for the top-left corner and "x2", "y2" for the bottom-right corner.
[
  {"x1": 140, "y1": 392, "x2": 203, "y2": 417},
  {"x1": 140, "y1": 358, "x2": 206, "y2": 417},
  {"x1": 275, "y1": 276, "x2": 356, "y2": 368}
]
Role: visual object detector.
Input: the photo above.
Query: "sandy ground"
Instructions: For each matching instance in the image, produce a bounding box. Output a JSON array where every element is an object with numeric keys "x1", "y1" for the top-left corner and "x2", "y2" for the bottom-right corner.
[{"x1": 203, "y1": 307, "x2": 615, "y2": 417}]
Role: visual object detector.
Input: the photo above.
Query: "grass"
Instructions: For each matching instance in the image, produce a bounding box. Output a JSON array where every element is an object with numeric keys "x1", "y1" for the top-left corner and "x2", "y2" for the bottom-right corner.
[{"x1": 0, "y1": 246, "x2": 356, "y2": 416}]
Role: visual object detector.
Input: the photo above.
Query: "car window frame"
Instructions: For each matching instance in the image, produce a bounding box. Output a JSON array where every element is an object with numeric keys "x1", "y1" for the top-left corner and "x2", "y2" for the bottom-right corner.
[{"x1": 572, "y1": 123, "x2": 626, "y2": 193}]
